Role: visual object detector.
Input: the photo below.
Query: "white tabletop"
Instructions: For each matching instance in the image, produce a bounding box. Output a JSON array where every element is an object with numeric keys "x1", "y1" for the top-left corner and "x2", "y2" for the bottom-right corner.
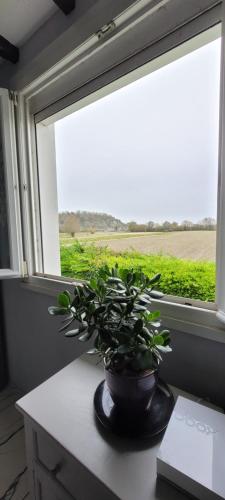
[{"x1": 16, "y1": 355, "x2": 197, "y2": 500}]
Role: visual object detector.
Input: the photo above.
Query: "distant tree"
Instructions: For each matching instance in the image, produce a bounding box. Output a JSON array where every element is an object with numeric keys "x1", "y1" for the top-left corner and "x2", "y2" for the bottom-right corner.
[
  {"x1": 170, "y1": 221, "x2": 179, "y2": 231},
  {"x1": 62, "y1": 213, "x2": 80, "y2": 237},
  {"x1": 135, "y1": 224, "x2": 148, "y2": 232},
  {"x1": 127, "y1": 222, "x2": 148, "y2": 232},
  {"x1": 128, "y1": 221, "x2": 137, "y2": 232},
  {"x1": 73, "y1": 211, "x2": 127, "y2": 232},
  {"x1": 114, "y1": 222, "x2": 120, "y2": 232},
  {"x1": 182, "y1": 220, "x2": 193, "y2": 230},
  {"x1": 147, "y1": 221, "x2": 155, "y2": 231},
  {"x1": 153, "y1": 223, "x2": 161, "y2": 232},
  {"x1": 162, "y1": 221, "x2": 172, "y2": 231},
  {"x1": 199, "y1": 217, "x2": 216, "y2": 228}
]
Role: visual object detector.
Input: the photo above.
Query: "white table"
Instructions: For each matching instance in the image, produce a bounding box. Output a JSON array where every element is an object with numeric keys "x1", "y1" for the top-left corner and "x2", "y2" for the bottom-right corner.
[{"x1": 17, "y1": 355, "x2": 201, "y2": 500}]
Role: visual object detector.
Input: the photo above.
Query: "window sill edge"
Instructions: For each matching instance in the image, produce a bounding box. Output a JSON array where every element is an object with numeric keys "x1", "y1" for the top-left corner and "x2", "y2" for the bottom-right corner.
[{"x1": 20, "y1": 275, "x2": 225, "y2": 344}]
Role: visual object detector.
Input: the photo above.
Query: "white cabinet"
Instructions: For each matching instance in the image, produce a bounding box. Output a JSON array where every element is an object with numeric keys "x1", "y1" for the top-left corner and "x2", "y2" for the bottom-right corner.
[
  {"x1": 17, "y1": 356, "x2": 190, "y2": 500},
  {"x1": 23, "y1": 420, "x2": 116, "y2": 500},
  {"x1": 34, "y1": 461, "x2": 74, "y2": 500}
]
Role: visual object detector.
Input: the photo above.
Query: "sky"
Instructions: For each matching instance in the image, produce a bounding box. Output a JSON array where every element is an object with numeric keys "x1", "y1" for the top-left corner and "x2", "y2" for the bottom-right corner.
[{"x1": 55, "y1": 37, "x2": 221, "y2": 224}]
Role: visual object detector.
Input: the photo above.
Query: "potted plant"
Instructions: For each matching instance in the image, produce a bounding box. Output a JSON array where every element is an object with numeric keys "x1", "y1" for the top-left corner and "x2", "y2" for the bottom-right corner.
[{"x1": 49, "y1": 265, "x2": 172, "y2": 416}]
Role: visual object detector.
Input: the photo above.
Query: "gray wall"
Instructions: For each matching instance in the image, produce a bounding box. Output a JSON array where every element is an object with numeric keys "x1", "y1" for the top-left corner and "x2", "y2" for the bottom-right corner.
[
  {"x1": 0, "y1": 283, "x2": 8, "y2": 389},
  {"x1": 2, "y1": 278, "x2": 225, "y2": 409},
  {"x1": 2, "y1": 279, "x2": 87, "y2": 391}
]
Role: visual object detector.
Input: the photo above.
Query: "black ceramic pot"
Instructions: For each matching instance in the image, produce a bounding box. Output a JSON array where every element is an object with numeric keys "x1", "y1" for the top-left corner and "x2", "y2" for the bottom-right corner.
[{"x1": 105, "y1": 367, "x2": 158, "y2": 414}]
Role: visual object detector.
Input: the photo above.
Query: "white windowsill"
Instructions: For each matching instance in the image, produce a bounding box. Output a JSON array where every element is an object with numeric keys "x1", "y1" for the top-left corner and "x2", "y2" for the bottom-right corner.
[
  {"x1": 0, "y1": 269, "x2": 20, "y2": 279},
  {"x1": 20, "y1": 275, "x2": 225, "y2": 344}
]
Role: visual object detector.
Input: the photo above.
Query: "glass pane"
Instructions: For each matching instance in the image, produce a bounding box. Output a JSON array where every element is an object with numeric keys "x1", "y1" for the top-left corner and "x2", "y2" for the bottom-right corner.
[{"x1": 40, "y1": 30, "x2": 221, "y2": 303}]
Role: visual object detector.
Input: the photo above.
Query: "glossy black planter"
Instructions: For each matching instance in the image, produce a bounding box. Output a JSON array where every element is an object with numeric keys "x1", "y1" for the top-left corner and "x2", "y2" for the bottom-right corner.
[
  {"x1": 105, "y1": 368, "x2": 158, "y2": 414},
  {"x1": 94, "y1": 378, "x2": 174, "y2": 438}
]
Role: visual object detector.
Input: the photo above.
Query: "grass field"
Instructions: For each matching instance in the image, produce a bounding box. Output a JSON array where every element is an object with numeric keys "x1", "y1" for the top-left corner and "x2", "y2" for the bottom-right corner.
[
  {"x1": 60, "y1": 230, "x2": 216, "y2": 261},
  {"x1": 60, "y1": 231, "x2": 216, "y2": 302}
]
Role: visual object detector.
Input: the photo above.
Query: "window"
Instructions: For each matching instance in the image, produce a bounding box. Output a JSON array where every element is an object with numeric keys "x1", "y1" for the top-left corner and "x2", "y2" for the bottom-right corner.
[
  {"x1": 15, "y1": 0, "x2": 225, "y2": 336},
  {"x1": 35, "y1": 27, "x2": 221, "y2": 307}
]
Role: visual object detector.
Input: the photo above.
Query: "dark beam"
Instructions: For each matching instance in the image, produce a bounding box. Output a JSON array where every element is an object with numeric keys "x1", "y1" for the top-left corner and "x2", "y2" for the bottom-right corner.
[
  {"x1": 53, "y1": 0, "x2": 75, "y2": 15},
  {"x1": 0, "y1": 35, "x2": 19, "y2": 64}
]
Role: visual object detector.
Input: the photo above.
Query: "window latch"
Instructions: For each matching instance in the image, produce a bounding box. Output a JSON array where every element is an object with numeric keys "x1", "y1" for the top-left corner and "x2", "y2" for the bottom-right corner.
[
  {"x1": 96, "y1": 21, "x2": 116, "y2": 41},
  {"x1": 22, "y1": 260, "x2": 28, "y2": 278},
  {"x1": 9, "y1": 90, "x2": 18, "y2": 106}
]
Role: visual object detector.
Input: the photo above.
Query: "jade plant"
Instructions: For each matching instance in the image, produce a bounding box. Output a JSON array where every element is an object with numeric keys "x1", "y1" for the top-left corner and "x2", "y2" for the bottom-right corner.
[{"x1": 48, "y1": 265, "x2": 172, "y2": 372}]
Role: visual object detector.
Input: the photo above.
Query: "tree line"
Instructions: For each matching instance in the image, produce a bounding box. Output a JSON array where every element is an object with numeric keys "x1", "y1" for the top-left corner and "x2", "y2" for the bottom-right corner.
[
  {"x1": 59, "y1": 211, "x2": 216, "y2": 236},
  {"x1": 127, "y1": 218, "x2": 216, "y2": 232}
]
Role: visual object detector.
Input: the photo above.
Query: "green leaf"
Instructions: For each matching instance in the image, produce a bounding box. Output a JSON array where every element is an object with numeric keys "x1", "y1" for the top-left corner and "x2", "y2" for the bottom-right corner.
[
  {"x1": 127, "y1": 272, "x2": 134, "y2": 285},
  {"x1": 157, "y1": 345, "x2": 172, "y2": 353},
  {"x1": 133, "y1": 304, "x2": 147, "y2": 312},
  {"x1": 152, "y1": 347, "x2": 162, "y2": 361},
  {"x1": 87, "y1": 303, "x2": 96, "y2": 315},
  {"x1": 58, "y1": 292, "x2": 70, "y2": 308},
  {"x1": 134, "y1": 319, "x2": 143, "y2": 333},
  {"x1": 108, "y1": 287, "x2": 125, "y2": 295},
  {"x1": 148, "y1": 273, "x2": 161, "y2": 285},
  {"x1": 147, "y1": 290, "x2": 164, "y2": 299},
  {"x1": 59, "y1": 318, "x2": 74, "y2": 332},
  {"x1": 125, "y1": 302, "x2": 134, "y2": 314},
  {"x1": 137, "y1": 344, "x2": 148, "y2": 352},
  {"x1": 130, "y1": 286, "x2": 140, "y2": 293},
  {"x1": 78, "y1": 331, "x2": 92, "y2": 342},
  {"x1": 151, "y1": 321, "x2": 161, "y2": 328},
  {"x1": 105, "y1": 296, "x2": 132, "y2": 303},
  {"x1": 142, "y1": 326, "x2": 153, "y2": 339},
  {"x1": 161, "y1": 329, "x2": 170, "y2": 336},
  {"x1": 148, "y1": 311, "x2": 161, "y2": 321},
  {"x1": 94, "y1": 306, "x2": 106, "y2": 316},
  {"x1": 139, "y1": 295, "x2": 151, "y2": 305},
  {"x1": 117, "y1": 345, "x2": 132, "y2": 354},
  {"x1": 137, "y1": 334, "x2": 146, "y2": 344},
  {"x1": 160, "y1": 330, "x2": 170, "y2": 344},
  {"x1": 64, "y1": 329, "x2": 81, "y2": 337},
  {"x1": 63, "y1": 290, "x2": 71, "y2": 301},
  {"x1": 153, "y1": 335, "x2": 164, "y2": 345},
  {"x1": 107, "y1": 277, "x2": 123, "y2": 284},
  {"x1": 74, "y1": 285, "x2": 82, "y2": 297},
  {"x1": 48, "y1": 306, "x2": 68, "y2": 316},
  {"x1": 111, "y1": 303, "x2": 122, "y2": 314}
]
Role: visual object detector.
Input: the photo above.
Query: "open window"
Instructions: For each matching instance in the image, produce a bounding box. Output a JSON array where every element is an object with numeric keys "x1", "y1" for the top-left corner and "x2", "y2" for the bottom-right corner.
[
  {"x1": 35, "y1": 25, "x2": 221, "y2": 308},
  {"x1": 16, "y1": 0, "x2": 225, "y2": 336}
]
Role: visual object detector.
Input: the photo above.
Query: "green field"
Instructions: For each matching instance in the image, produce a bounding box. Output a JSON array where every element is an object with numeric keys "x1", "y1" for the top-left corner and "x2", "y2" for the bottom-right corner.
[{"x1": 60, "y1": 238, "x2": 216, "y2": 302}]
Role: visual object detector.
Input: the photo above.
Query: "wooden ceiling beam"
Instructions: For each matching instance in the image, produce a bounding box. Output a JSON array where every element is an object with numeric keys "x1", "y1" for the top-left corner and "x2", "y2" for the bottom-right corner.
[
  {"x1": 53, "y1": 0, "x2": 76, "y2": 15},
  {"x1": 0, "y1": 35, "x2": 19, "y2": 64}
]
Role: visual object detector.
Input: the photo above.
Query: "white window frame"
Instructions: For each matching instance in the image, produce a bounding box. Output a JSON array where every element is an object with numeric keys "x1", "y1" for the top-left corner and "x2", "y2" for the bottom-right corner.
[
  {"x1": 15, "y1": 0, "x2": 225, "y2": 341},
  {"x1": 0, "y1": 89, "x2": 23, "y2": 278}
]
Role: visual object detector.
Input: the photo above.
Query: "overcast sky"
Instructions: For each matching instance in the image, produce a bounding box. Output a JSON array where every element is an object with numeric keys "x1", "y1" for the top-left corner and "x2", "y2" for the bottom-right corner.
[{"x1": 55, "y1": 38, "x2": 221, "y2": 224}]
